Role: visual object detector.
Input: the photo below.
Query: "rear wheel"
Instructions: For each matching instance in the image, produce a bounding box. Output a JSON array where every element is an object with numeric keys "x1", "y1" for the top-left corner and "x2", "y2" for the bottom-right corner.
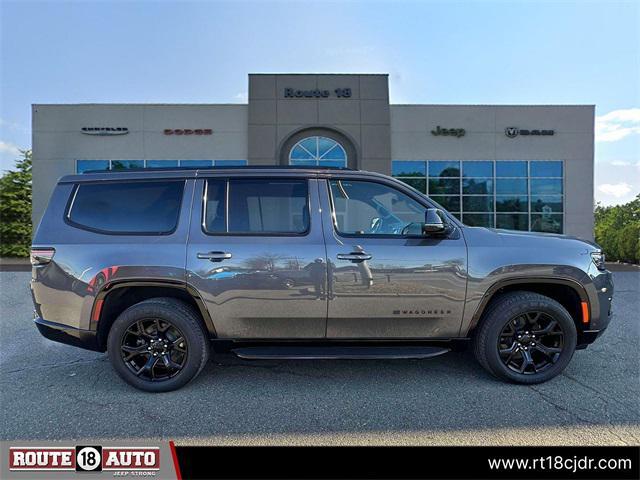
[
  {"x1": 473, "y1": 291, "x2": 577, "y2": 384},
  {"x1": 107, "y1": 297, "x2": 209, "y2": 392}
]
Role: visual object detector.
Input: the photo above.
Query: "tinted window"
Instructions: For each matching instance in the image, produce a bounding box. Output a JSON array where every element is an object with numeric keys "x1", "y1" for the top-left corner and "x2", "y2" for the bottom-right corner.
[
  {"x1": 68, "y1": 181, "x2": 184, "y2": 234},
  {"x1": 203, "y1": 180, "x2": 226, "y2": 233},
  {"x1": 227, "y1": 180, "x2": 309, "y2": 234},
  {"x1": 329, "y1": 180, "x2": 427, "y2": 236}
]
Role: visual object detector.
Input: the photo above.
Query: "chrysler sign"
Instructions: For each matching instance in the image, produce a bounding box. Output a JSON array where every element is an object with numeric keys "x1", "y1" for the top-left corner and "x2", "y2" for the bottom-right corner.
[
  {"x1": 505, "y1": 127, "x2": 554, "y2": 138},
  {"x1": 81, "y1": 127, "x2": 129, "y2": 135}
]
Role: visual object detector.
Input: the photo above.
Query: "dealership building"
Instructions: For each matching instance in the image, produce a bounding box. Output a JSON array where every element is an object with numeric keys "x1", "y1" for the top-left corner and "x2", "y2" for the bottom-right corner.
[{"x1": 32, "y1": 73, "x2": 595, "y2": 239}]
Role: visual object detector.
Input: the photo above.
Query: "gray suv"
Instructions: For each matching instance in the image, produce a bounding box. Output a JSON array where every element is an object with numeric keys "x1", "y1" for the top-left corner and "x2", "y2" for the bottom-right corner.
[{"x1": 31, "y1": 167, "x2": 613, "y2": 392}]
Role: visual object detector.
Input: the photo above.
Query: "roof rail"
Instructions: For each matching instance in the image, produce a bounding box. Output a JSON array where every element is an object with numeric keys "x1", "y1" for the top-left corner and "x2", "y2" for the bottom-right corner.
[{"x1": 81, "y1": 165, "x2": 357, "y2": 173}]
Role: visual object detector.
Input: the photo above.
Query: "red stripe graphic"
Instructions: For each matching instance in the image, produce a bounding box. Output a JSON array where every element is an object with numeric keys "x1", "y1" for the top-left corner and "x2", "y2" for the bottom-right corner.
[{"x1": 169, "y1": 441, "x2": 182, "y2": 480}]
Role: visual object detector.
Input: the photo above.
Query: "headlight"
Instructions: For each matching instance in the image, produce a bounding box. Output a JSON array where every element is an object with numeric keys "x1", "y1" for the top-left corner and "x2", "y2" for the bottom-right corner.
[{"x1": 590, "y1": 251, "x2": 606, "y2": 271}]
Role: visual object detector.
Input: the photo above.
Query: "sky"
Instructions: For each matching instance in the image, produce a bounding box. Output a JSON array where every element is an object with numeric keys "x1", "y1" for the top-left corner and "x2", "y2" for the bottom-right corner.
[{"x1": 1, "y1": 0, "x2": 638, "y2": 205}]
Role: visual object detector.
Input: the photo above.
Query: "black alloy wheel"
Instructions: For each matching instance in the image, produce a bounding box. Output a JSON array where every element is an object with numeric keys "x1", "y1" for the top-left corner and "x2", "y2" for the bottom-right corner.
[
  {"x1": 473, "y1": 291, "x2": 577, "y2": 384},
  {"x1": 120, "y1": 318, "x2": 188, "y2": 381},
  {"x1": 108, "y1": 297, "x2": 209, "y2": 392},
  {"x1": 498, "y1": 311, "x2": 564, "y2": 375}
]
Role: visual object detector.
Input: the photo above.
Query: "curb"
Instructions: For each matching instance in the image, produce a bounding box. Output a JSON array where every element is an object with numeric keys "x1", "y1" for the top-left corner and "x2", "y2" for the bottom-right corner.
[{"x1": 0, "y1": 257, "x2": 31, "y2": 272}]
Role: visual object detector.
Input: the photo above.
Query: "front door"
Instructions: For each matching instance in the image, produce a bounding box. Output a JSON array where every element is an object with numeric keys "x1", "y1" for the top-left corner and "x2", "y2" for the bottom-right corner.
[
  {"x1": 319, "y1": 177, "x2": 468, "y2": 339},
  {"x1": 187, "y1": 176, "x2": 328, "y2": 338}
]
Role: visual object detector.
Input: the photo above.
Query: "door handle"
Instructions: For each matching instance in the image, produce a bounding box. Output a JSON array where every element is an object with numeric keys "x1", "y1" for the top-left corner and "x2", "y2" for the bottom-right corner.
[
  {"x1": 197, "y1": 251, "x2": 232, "y2": 262},
  {"x1": 337, "y1": 252, "x2": 372, "y2": 262}
]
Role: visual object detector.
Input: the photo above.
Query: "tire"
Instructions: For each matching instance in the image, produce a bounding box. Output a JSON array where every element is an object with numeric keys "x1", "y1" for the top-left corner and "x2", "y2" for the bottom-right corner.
[
  {"x1": 107, "y1": 297, "x2": 210, "y2": 392},
  {"x1": 473, "y1": 291, "x2": 577, "y2": 384}
]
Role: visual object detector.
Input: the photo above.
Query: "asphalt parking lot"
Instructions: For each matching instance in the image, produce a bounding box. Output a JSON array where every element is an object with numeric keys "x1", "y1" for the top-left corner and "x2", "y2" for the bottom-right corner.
[{"x1": 1, "y1": 270, "x2": 638, "y2": 445}]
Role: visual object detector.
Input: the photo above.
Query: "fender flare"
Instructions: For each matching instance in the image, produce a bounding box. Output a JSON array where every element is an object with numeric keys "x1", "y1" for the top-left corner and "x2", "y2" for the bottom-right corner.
[
  {"x1": 91, "y1": 279, "x2": 217, "y2": 338},
  {"x1": 467, "y1": 276, "x2": 591, "y2": 332}
]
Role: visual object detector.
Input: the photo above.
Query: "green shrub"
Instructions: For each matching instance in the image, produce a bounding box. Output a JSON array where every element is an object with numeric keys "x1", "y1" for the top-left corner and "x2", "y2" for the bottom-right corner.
[
  {"x1": 594, "y1": 194, "x2": 640, "y2": 263},
  {"x1": 0, "y1": 149, "x2": 32, "y2": 257}
]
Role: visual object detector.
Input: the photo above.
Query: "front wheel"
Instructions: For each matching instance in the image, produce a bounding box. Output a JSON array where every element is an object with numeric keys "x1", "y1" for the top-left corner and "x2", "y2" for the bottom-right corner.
[
  {"x1": 473, "y1": 291, "x2": 577, "y2": 384},
  {"x1": 107, "y1": 297, "x2": 209, "y2": 392}
]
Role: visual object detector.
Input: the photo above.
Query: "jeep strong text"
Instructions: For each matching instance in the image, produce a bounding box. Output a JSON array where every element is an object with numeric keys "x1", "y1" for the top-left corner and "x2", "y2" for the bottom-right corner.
[{"x1": 30, "y1": 167, "x2": 614, "y2": 392}]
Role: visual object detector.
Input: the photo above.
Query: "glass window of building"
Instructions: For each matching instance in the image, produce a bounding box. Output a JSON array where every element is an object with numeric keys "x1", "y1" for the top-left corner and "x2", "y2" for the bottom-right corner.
[
  {"x1": 179, "y1": 160, "x2": 213, "y2": 168},
  {"x1": 111, "y1": 160, "x2": 144, "y2": 170},
  {"x1": 77, "y1": 159, "x2": 249, "y2": 174},
  {"x1": 215, "y1": 160, "x2": 248, "y2": 166},
  {"x1": 392, "y1": 160, "x2": 564, "y2": 233},
  {"x1": 76, "y1": 160, "x2": 110, "y2": 173},
  {"x1": 77, "y1": 159, "x2": 248, "y2": 174},
  {"x1": 146, "y1": 160, "x2": 179, "y2": 168},
  {"x1": 289, "y1": 136, "x2": 347, "y2": 168}
]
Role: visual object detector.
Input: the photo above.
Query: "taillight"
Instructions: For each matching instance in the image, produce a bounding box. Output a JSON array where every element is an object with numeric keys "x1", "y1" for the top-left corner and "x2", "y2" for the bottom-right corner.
[{"x1": 30, "y1": 248, "x2": 55, "y2": 266}]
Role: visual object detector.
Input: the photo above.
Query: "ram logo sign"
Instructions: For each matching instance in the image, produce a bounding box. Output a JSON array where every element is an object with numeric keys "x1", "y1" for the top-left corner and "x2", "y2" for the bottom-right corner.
[{"x1": 505, "y1": 127, "x2": 555, "y2": 138}]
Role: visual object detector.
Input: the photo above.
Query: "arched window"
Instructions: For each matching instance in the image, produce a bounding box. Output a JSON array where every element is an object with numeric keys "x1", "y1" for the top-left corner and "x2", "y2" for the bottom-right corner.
[{"x1": 289, "y1": 136, "x2": 347, "y2": 168}]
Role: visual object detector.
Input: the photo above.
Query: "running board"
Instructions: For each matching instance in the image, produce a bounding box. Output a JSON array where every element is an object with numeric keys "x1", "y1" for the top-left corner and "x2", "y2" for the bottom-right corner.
[{"x1": 231, "y1": 345, "x2": 450, "y2": 360}]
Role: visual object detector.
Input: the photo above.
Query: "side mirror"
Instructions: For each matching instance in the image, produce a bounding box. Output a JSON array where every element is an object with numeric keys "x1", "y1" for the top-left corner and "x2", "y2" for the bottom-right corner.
[{"x1": 422, "y1": 208, "x2": 448, "y2": 235}]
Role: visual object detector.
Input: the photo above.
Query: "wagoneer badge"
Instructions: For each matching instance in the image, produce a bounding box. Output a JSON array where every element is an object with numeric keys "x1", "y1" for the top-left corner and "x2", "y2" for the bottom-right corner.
[{"x1": 81, "y1": 127, "x2": 129, "y2": 135}]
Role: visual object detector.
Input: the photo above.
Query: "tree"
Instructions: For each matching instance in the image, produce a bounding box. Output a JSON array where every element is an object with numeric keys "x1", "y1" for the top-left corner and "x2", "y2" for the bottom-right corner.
[
  {"x1": 0, "y1": 149, "x2": 32, "y2": 257},
  {"x1": 594, "y1": 194, "x2": 640, "y2": 264}
]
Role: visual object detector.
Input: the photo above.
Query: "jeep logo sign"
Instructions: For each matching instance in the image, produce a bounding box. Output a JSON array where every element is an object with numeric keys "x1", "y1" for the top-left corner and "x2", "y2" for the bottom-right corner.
[
  {"x1": 505, "y1": 127, "x2": 554, "y2": 138},
  {"x1": 431, "y1": 126, "x2": 466, "y2": 138}
]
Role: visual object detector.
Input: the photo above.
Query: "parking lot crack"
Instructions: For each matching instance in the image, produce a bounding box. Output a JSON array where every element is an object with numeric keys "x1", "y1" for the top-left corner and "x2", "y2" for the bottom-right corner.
[
  {"x1": 561, "y1": 372, "x2": 637, "y2": 411},
  {"x1": 5, "y1": 357, "x2": 105, "y2": 375},
  {"x1": 528, "y1": 385, "x2": 596, "y2": 423},
  {"x1": 528, "y1": 385, "x2": 630, "y2": 446},
  {"x1": 215, "y1": 361, "x2": 332, "y2": 380}
]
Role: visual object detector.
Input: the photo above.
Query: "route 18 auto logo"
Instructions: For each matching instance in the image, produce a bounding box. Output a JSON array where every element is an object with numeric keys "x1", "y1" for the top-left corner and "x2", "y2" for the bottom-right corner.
[{"x1": 9, "y1": 446, "x2": 160, "y2": 473}]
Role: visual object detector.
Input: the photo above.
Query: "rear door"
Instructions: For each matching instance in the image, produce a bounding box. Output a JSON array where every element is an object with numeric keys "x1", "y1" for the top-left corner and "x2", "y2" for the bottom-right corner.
[{"x1": 186, "y1": 175, "x2": 328, "y2": 338}]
